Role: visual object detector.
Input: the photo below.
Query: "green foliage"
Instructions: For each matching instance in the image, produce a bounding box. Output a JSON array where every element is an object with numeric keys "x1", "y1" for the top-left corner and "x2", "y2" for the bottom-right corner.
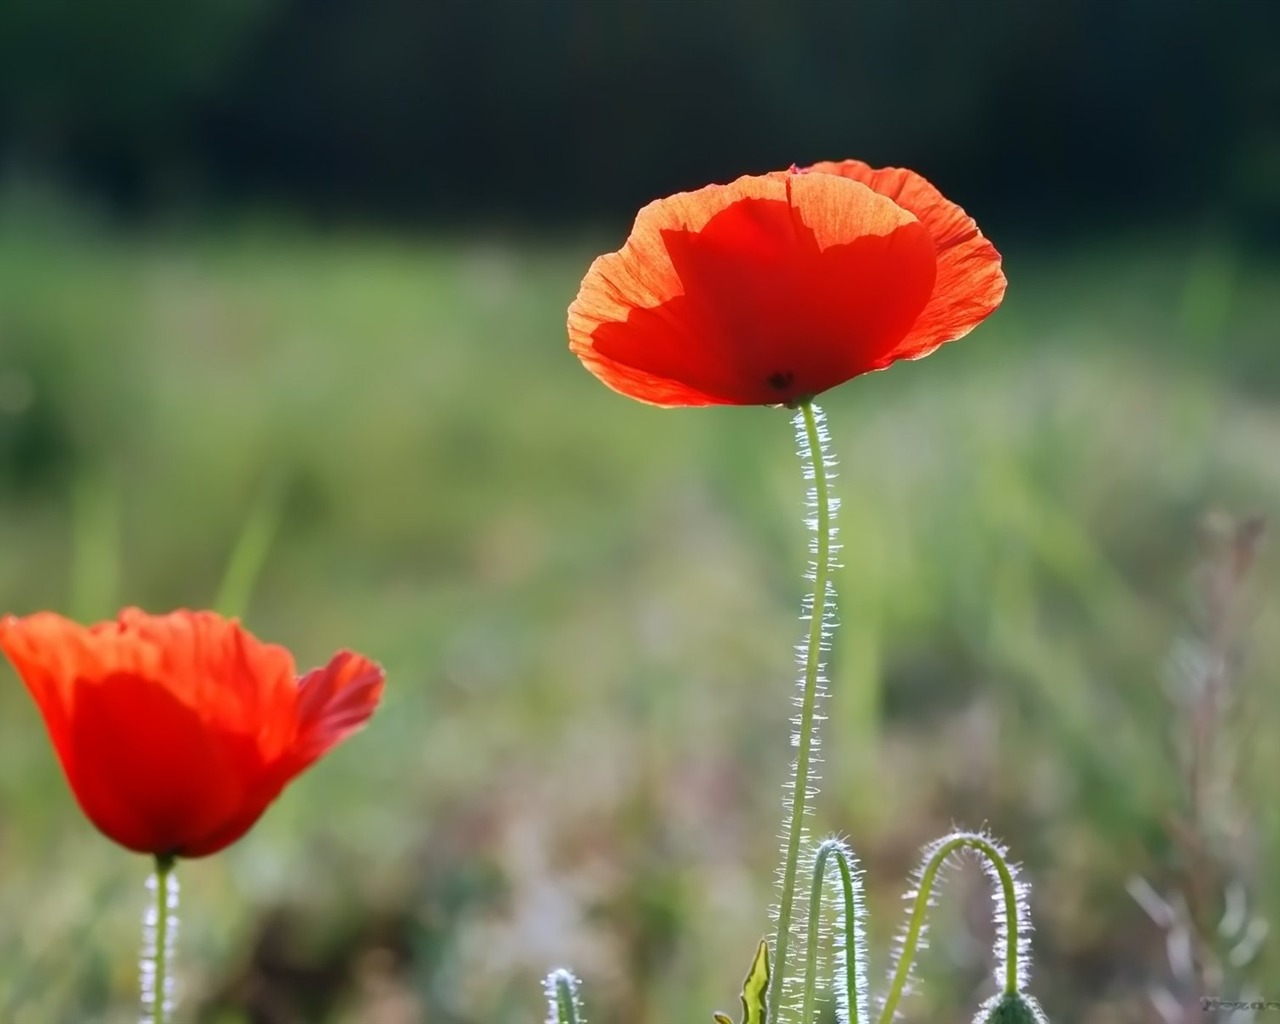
[
  {"x1": 0, "y1": 205, "x2": 1277, "y2": 1021},
  {"x1": 713, "y1": 939, "x2": 770, "y2": 1024}
]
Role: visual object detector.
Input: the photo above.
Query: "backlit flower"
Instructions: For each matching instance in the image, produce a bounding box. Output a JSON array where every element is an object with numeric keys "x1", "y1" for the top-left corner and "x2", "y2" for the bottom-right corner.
[
  {"x1": 0, "y1": 607, "x2": 385, "y2": 858},
  {"x1": 568, "y1": 159, "x2": 1005, "y2": 407}
]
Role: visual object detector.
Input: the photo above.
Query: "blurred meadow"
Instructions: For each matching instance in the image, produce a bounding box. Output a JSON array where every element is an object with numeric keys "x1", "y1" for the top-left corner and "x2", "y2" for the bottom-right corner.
[{"x1": 2, "y1": 3, "x2": 1279, "y2": 1023}]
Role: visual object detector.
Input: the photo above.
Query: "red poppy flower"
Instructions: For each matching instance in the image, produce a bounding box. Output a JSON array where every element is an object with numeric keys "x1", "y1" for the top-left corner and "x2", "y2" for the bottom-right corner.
[
  {"x1": 0, "y1": 608, "x2": 385, "y2": 858},
  {"x1": 568, "y1": 159, "x2": 1006, "y2": 407}
]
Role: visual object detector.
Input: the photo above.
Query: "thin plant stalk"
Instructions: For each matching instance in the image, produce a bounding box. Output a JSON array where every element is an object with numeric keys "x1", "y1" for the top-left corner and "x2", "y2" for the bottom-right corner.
[
  {"x1": 543, "y1": 969, "x2": 585, "y2": 1024},
  {"x1": 140, "y1": 854, "x2": 178, "y2": 1024},
  {"x1": 769, "y1": 399, "x2": 838, "y2": 1024}
]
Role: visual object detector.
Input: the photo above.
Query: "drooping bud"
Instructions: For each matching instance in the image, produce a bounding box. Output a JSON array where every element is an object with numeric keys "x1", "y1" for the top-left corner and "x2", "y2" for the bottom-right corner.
[{"x1": 975, "y1": 991, "x2": 1049, "y2": 1024}]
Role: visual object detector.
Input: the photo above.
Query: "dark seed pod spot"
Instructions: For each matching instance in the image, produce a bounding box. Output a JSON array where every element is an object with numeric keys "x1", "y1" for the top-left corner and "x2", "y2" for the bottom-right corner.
[{"x1": 767, "y1": 370, "x2": 794, "y2": 390}]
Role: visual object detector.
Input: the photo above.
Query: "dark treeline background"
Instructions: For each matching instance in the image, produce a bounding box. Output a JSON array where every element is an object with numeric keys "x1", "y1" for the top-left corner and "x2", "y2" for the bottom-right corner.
[{"x1": 1, "y1": 0, "x2": 1277, "y2": 240}]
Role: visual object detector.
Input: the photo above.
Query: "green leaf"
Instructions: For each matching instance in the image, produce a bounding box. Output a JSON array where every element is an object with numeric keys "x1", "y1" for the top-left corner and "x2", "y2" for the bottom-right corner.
[{"x1": 713, "y1": 939, "x2": 769, "y2": 1024}]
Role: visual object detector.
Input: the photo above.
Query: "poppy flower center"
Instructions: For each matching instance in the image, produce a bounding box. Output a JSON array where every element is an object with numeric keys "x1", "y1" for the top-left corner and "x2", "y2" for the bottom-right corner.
[{"x1": 767, "y1": 370, "x2": 794, "y2": 391}]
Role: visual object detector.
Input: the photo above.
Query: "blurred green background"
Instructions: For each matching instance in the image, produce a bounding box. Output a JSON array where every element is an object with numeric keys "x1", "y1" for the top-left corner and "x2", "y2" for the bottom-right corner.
[{"x1": 1, "y1": 2, "x2": 1278, "y2": 1022}]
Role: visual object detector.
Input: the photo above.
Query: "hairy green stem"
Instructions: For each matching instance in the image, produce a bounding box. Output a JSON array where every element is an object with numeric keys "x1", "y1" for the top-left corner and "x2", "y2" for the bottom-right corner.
[
  {"x1": 878, "y1": 833, "x2": 1021, "y2": 1024},
  {"x1": 802, "y1": 838, "x2": 866, "y2": 1024},
  {"x1": 143, "y1": 853, "x2": 178, "y2": 1024},
  {"x1": 769, "y1": 399, "x2": 836, "y2": 1024},
  {"x1": 544, "y1": 968, "x2": 585, "y2": 1024}
]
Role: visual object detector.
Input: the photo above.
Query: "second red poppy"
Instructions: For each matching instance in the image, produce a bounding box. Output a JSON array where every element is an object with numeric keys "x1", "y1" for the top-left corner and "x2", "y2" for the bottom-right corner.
[{"x1": 0, "y1": 608, "x2": 385, "y2": 859}]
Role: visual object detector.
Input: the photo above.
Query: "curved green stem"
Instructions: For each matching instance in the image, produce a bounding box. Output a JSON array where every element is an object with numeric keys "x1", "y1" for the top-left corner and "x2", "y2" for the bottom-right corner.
[
  {"x1": 801, "y1": 839, "x2": 866, "y2": 1024},
  {"x1": 769, "y1": 399, "x2": 836, "y2": 1024},
  {"x1": 878, "y1": 832, "x2": 1022, "y2": 1024}
]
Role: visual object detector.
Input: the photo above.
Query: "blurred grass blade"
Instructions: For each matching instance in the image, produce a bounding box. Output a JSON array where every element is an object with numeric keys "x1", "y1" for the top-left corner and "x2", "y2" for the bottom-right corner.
[
  {"x1": 713, "y1": 938, "x2": 769, "y2": 1024},
  {"x1": 1179, "y1": 238, "x2": 1236, "y2": 349},
  {"x1": 214, "y1": 481, "x2": 284, "y2": 619},
  {"x1": 70, "y1": 467, "x2": 119, "y2": 622}
]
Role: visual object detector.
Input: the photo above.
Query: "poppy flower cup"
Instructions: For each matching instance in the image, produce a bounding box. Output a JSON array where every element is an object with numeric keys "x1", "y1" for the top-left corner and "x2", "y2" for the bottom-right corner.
[
  {"x1": 0, "y1": 607, "x2": 385, "y2": 859},
  {"x1": 568, "y1": 159, "x2": 1006, "y2": 407}
]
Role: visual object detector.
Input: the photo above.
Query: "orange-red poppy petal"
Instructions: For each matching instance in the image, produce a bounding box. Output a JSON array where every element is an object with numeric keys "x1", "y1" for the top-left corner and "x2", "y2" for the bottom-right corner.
[
  {"x1": 0, "y1": 608, "x2": 385, "y2": 859},
  {"x1": 65, "y1": 667, "x2": 271, "y2": 855},
  {"x1": 806, "y1": 160, "x2": 1006, "y2": 362},
  {"x1": 293, "y1": 650, "x2": 386, "y2": 771},
  {"x1": 569, "y1": 171, "x2": 938, "y2": 406},
  {"x1": 114, "y1": 608, "x2": 299, "y2": 740}
]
